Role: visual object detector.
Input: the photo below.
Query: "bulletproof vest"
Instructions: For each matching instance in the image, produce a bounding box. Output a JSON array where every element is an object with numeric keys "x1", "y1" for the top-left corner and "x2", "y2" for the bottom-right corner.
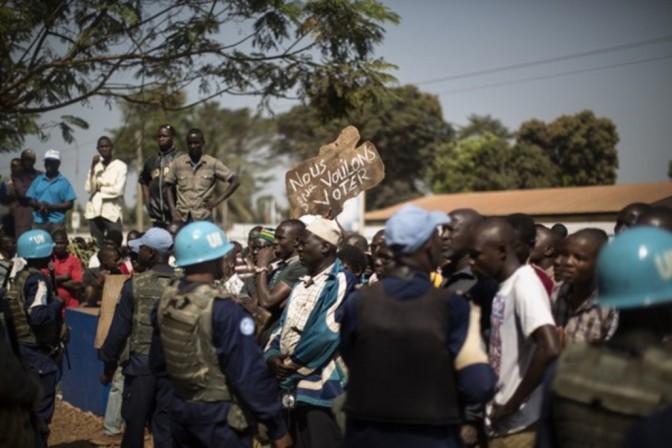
[
  {"x1": 344, "y1": 283, "x2": 461, "y2": 425},
  {"x1": 3, "y1": 268, "x2": 59, "y2": 347},
  {"x1": 158, "y1": 282, "x2": 231, "y2": 402},
  {"x1": 0, "y1": 259, "x2": 11, "y2": 287},
  {"x1": 552, "y1": 343, "x2": 672, "y2": 448},
  {"x1": 129, "y1": 269, "x2": 174, "y2": 356}
]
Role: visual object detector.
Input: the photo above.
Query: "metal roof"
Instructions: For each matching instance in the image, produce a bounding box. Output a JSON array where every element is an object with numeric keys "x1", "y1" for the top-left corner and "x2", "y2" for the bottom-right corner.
[{"x1": 365, "y1": 182, "x2": 672, "y2": 222}]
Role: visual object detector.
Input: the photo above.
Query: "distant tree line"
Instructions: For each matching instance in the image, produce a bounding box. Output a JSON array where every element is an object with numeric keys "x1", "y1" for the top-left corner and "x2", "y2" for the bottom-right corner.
[{"x1": 273, "y1": 89, "x2": 620, "y2": 209}]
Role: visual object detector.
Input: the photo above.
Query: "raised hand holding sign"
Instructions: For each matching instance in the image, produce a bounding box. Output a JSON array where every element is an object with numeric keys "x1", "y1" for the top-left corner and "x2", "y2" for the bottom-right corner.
[{"x1": 285, "y1": 126, "x2": 385, "y2": 217}]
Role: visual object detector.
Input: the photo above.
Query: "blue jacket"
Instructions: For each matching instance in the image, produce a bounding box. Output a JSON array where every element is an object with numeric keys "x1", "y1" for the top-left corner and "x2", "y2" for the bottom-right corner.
[{"x1": 18, "y1": 270, "x2": 62, "y2": 375}]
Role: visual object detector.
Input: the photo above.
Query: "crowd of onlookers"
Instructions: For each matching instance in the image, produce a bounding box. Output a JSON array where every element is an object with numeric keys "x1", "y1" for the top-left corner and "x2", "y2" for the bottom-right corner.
[{"x1": 3, "y1": 198, "x2": 669, "y2": 448}]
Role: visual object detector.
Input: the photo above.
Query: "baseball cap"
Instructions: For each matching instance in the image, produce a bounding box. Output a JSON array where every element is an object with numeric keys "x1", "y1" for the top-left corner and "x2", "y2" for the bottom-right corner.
[
  {"x1": 306, "y1": 217, "x2": 342, "y2": 246},
  {"x1": 44, "y1": 149, "x2": 61, "y2": 161},
  {"x1": 128, "y1": 227, "x2": 173, "y2": 255},
  {"x1": 385, "y1": 204, "x2": 450, "y2": 254}
]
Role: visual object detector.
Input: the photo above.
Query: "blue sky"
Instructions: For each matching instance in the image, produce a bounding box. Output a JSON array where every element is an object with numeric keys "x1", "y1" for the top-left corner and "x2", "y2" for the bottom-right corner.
[{"x1": 3, "y1": 0, "x2": 671, "y2": 210}]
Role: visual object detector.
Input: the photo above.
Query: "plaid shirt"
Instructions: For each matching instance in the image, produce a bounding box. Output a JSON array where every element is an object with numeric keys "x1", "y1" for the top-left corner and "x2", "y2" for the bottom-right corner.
[
  {"x1": 279, "y1": 263, "x2": 335, "y2": 355},
  {"x1": 265, "y1": 260, "x2": 354, "y2": 407},
  {"x1": 552, "y1": 283, "x2": 618, "y2": 344}
]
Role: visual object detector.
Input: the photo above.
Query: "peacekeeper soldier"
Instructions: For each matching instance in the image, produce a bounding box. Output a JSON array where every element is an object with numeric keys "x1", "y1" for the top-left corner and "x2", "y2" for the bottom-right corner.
[
  {"x1": 537, "y1": 227, "x2": 672, "y2": 448},
  {"x1": 0, "y1": 338, "x2": 43, "y2": 448},
  {"x1": 340, "y1": 205, "x2": 497, "y2": 448},
  {"x1": 98, "y1": 227, "x2": 176, "y2": 448},
  {"x1": 153, "y1": 221, "x2": 292, "y2": 448},
  {"x1": 2, "y1": 229, "x2": 64, "y2": 447}
]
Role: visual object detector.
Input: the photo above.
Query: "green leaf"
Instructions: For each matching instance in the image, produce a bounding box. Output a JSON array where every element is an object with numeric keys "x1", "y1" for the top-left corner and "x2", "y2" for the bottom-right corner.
[{"x1": 60, "y1": 115, "x2": 90, "y2": 130}]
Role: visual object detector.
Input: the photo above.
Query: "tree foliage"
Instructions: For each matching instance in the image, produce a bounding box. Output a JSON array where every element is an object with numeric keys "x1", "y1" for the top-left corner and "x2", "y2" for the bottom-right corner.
[
  {"x1": 109, "y1": 93, "x2": 276, "y2": 223},
  {"x1": 1, "y1": 0, "x2": 399, "y2": 150},
  {"x1": 516, "y1": 110, "x2": 619, "y2": 186},
  {"x1": 458, "y1": 114, "x2": 511, "y2": 140},
  {"x1": 428, "y1": 133, "x2": 558, "y2": 194},
  {"x1": 273, "y1": 85, "x2": 454, "y2": 210}
]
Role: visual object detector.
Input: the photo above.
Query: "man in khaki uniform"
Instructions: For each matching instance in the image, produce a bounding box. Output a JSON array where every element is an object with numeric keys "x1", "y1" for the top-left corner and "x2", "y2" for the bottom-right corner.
[{"x1": 165, "y1": 128, "x2": 239, "y2": 224}]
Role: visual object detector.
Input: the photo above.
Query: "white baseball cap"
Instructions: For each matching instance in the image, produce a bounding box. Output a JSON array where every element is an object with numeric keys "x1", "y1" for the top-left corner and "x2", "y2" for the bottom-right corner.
[{"x1": 44, "y1": 149, "x2": 61, "y2": 161}]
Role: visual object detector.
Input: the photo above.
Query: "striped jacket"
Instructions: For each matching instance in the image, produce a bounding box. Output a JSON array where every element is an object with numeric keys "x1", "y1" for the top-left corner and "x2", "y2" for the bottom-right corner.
[{"x1": 265, "y1": 259, "x2": 355, "y2": 407}]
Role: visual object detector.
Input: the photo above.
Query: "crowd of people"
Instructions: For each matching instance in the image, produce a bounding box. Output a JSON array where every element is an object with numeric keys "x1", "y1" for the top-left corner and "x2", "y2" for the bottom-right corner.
[{"x1": 0, "y1": 123, "x2": 671, "y2": 448}]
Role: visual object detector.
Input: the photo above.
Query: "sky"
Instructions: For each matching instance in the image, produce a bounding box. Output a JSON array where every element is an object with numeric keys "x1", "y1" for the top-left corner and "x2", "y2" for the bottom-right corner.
[{"x1": 3, "y1": 0, "x2": 671, "y2": 212}]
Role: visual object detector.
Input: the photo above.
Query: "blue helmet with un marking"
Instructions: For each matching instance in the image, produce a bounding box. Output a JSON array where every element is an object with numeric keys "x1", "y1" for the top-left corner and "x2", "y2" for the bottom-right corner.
[
  {"x1": 17, "y1": 229, "x2": 54, "y2": 259},
  {"x1": 597, "y1": 227, "x2": 672, "y2": 309},
  {"x1": 173, "y1": 221, "x2": 234, "y2": 268}
]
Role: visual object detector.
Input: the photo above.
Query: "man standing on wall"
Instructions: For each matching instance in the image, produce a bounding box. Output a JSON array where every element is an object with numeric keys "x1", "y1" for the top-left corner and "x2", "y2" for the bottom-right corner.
[
  {"x1": 165, "y1": 128, "x2": 239, "y2": 224},
  {"x1": 26, "y1": 150, "x2": 76, "y2": 235},
  {"x1": 139, "y1": 124, "x2": 184, "y2": 228},
  {"x1": 12, "y1": 149, "x2": 42, "y2": 238},
  {"x1": 85, "y1": 136, "x2": 128, "y2": 248}
]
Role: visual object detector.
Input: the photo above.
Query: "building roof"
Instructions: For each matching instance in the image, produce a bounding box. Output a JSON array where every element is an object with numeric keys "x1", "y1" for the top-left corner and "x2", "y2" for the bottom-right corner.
[{"x1": 365, "y1": 182, "x2": 672, "y2": 223}]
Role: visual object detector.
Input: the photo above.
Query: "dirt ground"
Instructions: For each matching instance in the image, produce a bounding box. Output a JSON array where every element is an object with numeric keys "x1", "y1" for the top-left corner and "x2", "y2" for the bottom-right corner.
[{"x1": 50, "y1": 398, "x2": 152, "y2": 448}]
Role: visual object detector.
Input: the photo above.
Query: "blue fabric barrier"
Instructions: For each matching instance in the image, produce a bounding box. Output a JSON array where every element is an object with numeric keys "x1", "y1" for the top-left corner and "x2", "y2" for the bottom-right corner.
[{"x1": 62, "y1": 307, "x2": 110, "y2": 416}]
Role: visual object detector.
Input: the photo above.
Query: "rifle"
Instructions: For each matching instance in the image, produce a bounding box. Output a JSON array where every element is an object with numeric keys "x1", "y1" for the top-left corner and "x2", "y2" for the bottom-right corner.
[
  {"x1": 48, "y1": 262, "x2": 71, "y2": 370},
  {"x1": 0, "y1": 261, "x2": 20, "y2": 357}
]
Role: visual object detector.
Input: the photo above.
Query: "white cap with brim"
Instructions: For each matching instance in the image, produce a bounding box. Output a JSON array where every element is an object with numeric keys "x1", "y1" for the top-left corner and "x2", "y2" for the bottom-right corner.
[
  {"x1": 44, "y1": 149, "x2": 61, "y2": 161},
  {"x1": 306, "y1": 217, "x2": 342, "y2": 246}
]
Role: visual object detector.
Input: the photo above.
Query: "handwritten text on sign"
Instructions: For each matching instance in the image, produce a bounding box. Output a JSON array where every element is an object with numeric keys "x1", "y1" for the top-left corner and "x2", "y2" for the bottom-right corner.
[{"x1": 286, "y1": 126, "x2": 385, "y2": 217}]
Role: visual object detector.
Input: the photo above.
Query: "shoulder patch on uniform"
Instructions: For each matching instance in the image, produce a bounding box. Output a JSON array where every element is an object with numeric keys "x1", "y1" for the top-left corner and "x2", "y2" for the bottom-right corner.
[
  {"x1": 239, "y1": 316, "x2": 255, "y2": 336},
  {"x1": 30, "y1": 279, "x2": 49, "y2": 309}
]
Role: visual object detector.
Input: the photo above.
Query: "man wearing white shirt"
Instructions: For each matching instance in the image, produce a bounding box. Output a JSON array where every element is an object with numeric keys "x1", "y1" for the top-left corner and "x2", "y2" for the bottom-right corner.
[
  {"x1": 85, "y1": 136, "x2": 128, "y2": 248},
  {"x1": 469, "y1": 218, "x2": 560, "y2": 448}
]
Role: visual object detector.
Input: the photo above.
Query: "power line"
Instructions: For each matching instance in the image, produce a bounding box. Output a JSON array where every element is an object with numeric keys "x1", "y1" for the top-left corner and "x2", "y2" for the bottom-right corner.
[
  {"x1": 415, "y1": 34, "x2": 672, "y2": 86},
  {"x1": 435, "y1": 53, "x2": 672, "y2": 97}
]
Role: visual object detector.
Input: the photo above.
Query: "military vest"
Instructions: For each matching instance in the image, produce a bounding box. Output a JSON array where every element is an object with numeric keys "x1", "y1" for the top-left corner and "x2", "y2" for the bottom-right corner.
[
  {"x1": 128, "y1": 269, "x2": 174, "y2": 356},
  {"x1": 3, "y1": 268, "x2": 59, "y2": 347},
  {"x1": 344, "y1": 283, "x2": 461, "y2": 425},
  {"x1": 158, "y1": 282, "x2": 231, "y2": 402},
  {"x1": 552, "y1": 343, "x2": 672, "y2": 448}
]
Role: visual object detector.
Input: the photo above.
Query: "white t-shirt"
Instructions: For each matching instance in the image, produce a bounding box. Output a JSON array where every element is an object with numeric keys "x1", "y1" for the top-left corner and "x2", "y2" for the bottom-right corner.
[{"x1": 486, "y1": 265, "x2": 555, "y2": 436}]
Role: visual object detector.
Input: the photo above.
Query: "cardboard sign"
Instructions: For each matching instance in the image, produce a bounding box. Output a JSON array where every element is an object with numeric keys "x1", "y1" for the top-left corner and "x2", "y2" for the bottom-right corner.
[
  {"x1": 286, "y1": 126, "x2": 385, "y2": 217},
  {"x1": 94, "y1": 274, "x2": 130, "y2": 348}
]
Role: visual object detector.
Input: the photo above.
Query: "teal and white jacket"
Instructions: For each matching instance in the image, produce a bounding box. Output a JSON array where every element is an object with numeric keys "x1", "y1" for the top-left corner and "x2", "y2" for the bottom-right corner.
[{"x1": 265, "y1": 259, "x2": 355, "y2": 408}]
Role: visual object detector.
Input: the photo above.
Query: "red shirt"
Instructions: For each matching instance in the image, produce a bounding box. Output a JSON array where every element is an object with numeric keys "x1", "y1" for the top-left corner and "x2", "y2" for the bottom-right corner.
[
  {"x1": 119, "y1": 258, "x2": 133, "y2": 275},
  {"x1": 532, "y1": 264, "x2": 554, "y2": 298},
  {"x1": 51, "y1": 254, "x2": 84, "y2": 309}
]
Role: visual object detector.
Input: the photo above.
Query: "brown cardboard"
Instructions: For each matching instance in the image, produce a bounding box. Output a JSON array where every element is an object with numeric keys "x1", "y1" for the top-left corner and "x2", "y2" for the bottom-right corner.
[
  {"x1": 286, "y1": 126, "x2": 385, "y2": 218},
  {"x1": 94, "y1": 274, "x2": 130, "y2": 348}
]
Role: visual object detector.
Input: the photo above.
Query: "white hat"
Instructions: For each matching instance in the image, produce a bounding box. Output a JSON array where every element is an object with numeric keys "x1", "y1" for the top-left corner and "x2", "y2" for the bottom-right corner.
[
  {"x1": 306, "y1": 217, "x2": 342, "y2": 247},
  {"x1": 299, "y1": 214, "x2": 318, "y2": 226},
  {"x1": 44, "y1": 149, "x2": 61, "y2": 161}
]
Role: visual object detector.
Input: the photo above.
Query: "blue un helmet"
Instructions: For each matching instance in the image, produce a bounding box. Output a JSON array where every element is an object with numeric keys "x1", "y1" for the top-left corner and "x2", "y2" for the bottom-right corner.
[
  {"x1": 173, "y1": 221, "x2": 234, "y2": 268},
  {"x1": 17, "y1": 229, "x2": 54, "y2": 259},
  {"x1": 597, "y1": 227, "x2": 672, "y2": 309}
]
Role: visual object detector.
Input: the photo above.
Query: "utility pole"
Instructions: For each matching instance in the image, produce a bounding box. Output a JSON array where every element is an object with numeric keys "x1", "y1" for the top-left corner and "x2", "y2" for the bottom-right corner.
[{"x1": 135, "y1": 130, "x2": 143, "y2": 229}]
